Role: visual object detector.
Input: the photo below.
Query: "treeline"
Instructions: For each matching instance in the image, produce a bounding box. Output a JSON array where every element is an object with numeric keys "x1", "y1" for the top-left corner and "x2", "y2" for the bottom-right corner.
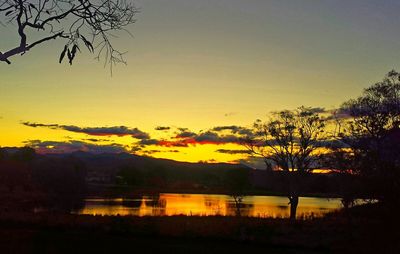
[
  {"x1": 115, "y1": 162, "x2": 245, "y2": 191},
  {"x1": 0, "y1": 148, "x2": 87, "y2": 212}
]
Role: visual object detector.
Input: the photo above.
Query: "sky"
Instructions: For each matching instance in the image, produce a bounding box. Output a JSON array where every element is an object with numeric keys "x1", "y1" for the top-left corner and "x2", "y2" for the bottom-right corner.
[{"x1": 1, "y1": 0, "x2": 400, "y2": 163}]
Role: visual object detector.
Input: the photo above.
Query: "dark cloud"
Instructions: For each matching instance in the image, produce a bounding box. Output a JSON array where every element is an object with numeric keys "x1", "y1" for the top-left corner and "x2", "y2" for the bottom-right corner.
[
  {"x1": 194, "y1": 131, "x2": 239, "y2": 144},
  {"x1": 22, "y1": 122, "x2": 150, "y2": 139},
  {"x1": 211, "y1": 125, "x2": 253, "y2": 136},
  {"x1": 212, "y1": 125, "x2": 240, "y2": 132},
  {"x1": 22, "y1": 122, "x2": 59, "y2": 129},
  {"x1": 308, "y1": 107, "x2": 328, "y2": 114},
  {"x1": 155, "y1": 126, "x2": 171, "y2": 131},
  {"x1": 84, "y1": 138, "x2": 110, "y2": 142},
  {"x1": 24, "y1": 140, "x2": 128, "y2": 154},
  {"x1": 137, "y1": 126, "x2": 245, "y2": 148},
  {"x1": 130, "y1": 146, "x2": 143, "y2": 153},
  {"x1": 176, "y1": 131, "x2": 197, "y2": 138},
  {"x1": 215, "y1": 149, "x2": 250, "y2": 155},
  {"x1": 157, "y1": 139, "x2": 191, "y2": 147},
  {"x1": 143, "y1": 149, "x2": 180, "y2": 155},
  {"x1": 140, "y1": 131, "x2": 241, "y2": 147},
  {"x1": 138, "y1": 139, "x2": 161, "y2": 146}
]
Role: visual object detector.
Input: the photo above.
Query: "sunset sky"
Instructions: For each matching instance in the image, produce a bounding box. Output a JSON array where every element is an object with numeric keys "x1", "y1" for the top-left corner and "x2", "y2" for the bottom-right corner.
[{"x1": 1, "y1": 0, "x2": 400, "y2": 163}]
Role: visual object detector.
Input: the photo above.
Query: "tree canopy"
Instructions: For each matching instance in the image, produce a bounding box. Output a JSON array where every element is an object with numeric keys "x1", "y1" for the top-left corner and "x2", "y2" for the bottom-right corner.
[
  {"x1": 244, "y1": 106, "x2": 327, "y2": 220},
  {"x1": 339, "y1": 70, "x2": 400, "y2": 203},
  {"x1": 244, "y1": 106, "x2": 326, "y2": 173}
]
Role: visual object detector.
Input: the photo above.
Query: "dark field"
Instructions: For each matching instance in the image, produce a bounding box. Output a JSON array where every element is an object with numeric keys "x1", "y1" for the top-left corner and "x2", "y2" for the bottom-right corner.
[{"x1": 0, "y1": 204, "x2": 398, "y2": 254}]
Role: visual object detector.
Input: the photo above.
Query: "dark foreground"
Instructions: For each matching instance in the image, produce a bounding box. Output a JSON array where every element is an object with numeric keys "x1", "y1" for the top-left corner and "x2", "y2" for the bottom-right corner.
[{"x1": 0, "y1": 204, "x2": 398, "y2": 254}]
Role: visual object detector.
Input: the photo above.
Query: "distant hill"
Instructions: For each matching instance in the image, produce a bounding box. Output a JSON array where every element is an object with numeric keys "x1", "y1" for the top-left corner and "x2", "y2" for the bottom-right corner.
[
  {"x1": 1, "y1": 148, "x2": 349, "y2": 197},
  {"x1": 42, "y1": 151, "x2": 243, "y2": 171}
]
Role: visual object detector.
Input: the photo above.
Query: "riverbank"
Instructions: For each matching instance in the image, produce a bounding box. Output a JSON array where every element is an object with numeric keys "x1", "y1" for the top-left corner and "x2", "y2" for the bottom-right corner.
[{"x1": 0, "y1": 203, "x2": 397, "y2": 253}]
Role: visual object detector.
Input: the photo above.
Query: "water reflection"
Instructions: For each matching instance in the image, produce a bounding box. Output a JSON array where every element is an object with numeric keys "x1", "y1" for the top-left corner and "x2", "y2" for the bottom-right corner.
[{"x1": 76, "y1": 194, "x2": 346, "y2": 218}]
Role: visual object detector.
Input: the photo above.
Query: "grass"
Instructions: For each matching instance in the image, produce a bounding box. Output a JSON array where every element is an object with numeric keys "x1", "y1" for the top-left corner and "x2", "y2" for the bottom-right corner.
[{"x1": 0, "y1": 203, "x2": 398, "y2": 253}]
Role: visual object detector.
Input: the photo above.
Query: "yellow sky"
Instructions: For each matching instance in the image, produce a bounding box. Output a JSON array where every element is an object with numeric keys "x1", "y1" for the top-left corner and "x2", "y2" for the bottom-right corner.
[{"x1": 2, "y1": 0, "x2": 400, "y2": 162}]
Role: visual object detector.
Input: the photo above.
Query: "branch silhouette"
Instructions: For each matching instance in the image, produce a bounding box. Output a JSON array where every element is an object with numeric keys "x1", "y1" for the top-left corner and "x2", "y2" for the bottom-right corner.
[{"x1": 0, "y1": 0, "x2": 137, "y2": 69}]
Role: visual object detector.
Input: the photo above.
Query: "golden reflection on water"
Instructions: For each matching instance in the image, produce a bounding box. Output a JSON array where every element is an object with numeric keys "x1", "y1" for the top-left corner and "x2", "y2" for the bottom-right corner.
[{"x1": 77, "y1": 194, "x2": 343, "y2": 218}]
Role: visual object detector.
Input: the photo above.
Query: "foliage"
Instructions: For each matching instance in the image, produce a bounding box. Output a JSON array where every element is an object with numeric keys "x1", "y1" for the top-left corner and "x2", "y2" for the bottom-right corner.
[
  {"x1": 0, "y1": 0, "x2": 137, "y2": 68},
  {"x1": 339, "y1": 70, "x2": 400, "y2": 203},
  {"x1": 244, "y1": 106, "x2": 327, "y2": 220},
  {"x1": 245, "y1": 106, "x2": 326, "y2": 172}
]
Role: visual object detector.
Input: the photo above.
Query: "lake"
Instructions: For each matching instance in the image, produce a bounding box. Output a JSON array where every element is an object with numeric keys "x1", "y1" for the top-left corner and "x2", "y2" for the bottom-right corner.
[{"x1": 75, "y1": 193, "x2": 346, "y2": 218}]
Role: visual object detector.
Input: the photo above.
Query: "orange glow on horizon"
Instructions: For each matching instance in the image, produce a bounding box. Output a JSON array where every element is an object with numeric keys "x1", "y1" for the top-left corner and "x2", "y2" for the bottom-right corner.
[{"x1": 77, "y1": 194, "x2": 344, "y2": 218}]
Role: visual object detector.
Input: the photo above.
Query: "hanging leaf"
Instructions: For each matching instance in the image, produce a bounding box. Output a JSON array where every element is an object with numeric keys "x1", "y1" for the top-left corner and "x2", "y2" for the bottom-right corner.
[
  {"x1": 70, "y1": 45, "x2": 78, "y2": 62},
  {"x1": 73, "y1": 44, "x2": 81, "y2": 53},
  {"x1": 71, "y1": 45, "x2": 77, "y2": 56},
  {"x1": 80, "y1": 35, "x2": 94, "y2": 53},
  {"x1": 59, "y1": 45, "x2": 68, "y2": 64},
  {"x1": 67, "y1": 48, "x2": 73, "y2": 65}
]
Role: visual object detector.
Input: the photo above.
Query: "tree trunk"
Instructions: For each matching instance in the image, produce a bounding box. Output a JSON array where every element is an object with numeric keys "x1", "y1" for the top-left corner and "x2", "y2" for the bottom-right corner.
[{"x1": 289, "y1": 195, "x2": 299, "y2": 221}]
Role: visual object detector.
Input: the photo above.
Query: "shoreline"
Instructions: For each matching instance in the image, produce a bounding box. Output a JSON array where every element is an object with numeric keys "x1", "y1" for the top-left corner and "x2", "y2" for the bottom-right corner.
[{"x1": 87, "y1": 183, "x2": 348, "y2": 199}]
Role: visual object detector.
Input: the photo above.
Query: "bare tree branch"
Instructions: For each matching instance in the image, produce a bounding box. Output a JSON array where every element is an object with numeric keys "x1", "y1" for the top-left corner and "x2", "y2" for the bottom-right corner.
[{"x1": 0, "y1": 0, "x2": 138, "y2": 68}]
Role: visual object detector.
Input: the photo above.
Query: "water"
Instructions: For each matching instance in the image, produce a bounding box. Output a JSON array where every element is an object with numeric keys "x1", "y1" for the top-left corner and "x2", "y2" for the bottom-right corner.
[{"x1": 75, "y1": 193, "x2": 345, "y2": 218}]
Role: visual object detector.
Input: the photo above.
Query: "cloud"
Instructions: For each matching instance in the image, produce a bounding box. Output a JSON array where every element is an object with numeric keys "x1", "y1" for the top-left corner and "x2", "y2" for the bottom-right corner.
[
  {"x1": 138, "y1": 139, "x2": 161, "y2": 146},
  {"x1": 24, "y1": 140, "x2": 128, "y2": 154},
  {"x1": 22, "y1": 122, "x2": 150, "y2": 139},
  {"x1": 215, "y1": 149, "x2": 250, "y2": 155},
  {"x1": 143, "y1": 149, "x2": 180, "y2": 155},
  {"x1": 175, "y1": 131, "x2": 197, "y2": 138},
  {"x1": 130, "y1": 146, "x2": 143, "y2": 153},
  {"x1": 157, "y1": 139, "x2": 192, "y2": 147},
  {"x1": 139, "y1": 130, "x2": 242, "y2": 148},
  {"x1": 212, "y1": 126, "x2": 241, "y2": 132},
  {"x1": 155, "y1": 126, "x2": 171, "y2": 131},
  {"x1": 308, "y1": 107, "x2": 328, "y2": 114},
  {"x1": 83, "y1": 138, "x2": 110, "y2": 142},
  {"x1": 194, "y1": 131, "x2": 239, "y2": 144},
  {"x1": 211, "y1": 125, "x2": 253, "y2": 136}
]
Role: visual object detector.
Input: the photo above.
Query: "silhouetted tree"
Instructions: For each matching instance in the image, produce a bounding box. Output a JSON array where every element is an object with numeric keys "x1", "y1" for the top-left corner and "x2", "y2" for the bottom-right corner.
[
  {"x1": 0, "y1": 0, "x2": 137, "y2": 67},
  {"x1": 225, "y1": 168, "x2": 250, "y2": 216},
  {"x1": 339, "y1": 70, "x2": 400, "y2": 204},
  {"x1": 244, "y1": 107, "x2": 326, "y2": 220}
]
